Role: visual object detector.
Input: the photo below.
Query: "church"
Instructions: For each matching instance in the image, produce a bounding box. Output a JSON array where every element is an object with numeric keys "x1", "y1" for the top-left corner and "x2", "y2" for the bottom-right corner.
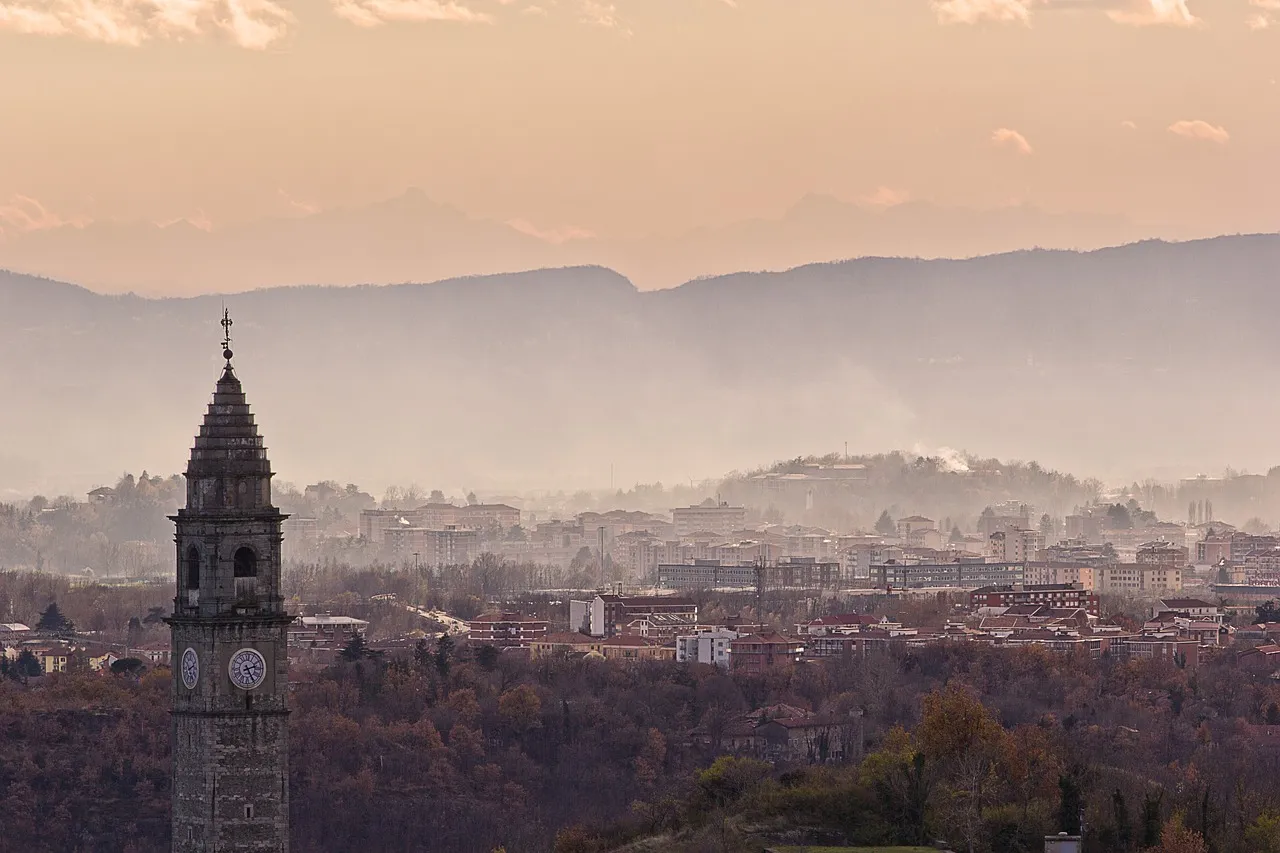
[{"x1": 167, "y1": 313, "x2": 291, "y2": 852}]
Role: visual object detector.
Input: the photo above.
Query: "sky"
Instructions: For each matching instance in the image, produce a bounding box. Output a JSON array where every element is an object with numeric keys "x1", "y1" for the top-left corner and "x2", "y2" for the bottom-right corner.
[{"x1": 0, "y1": 0, "x2": 1278, "y2": 267}]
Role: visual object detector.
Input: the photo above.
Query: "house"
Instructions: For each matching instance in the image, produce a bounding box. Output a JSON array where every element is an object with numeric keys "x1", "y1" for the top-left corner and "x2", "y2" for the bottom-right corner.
[
  {"x1": 133, "y1": 643, "x2": 172, "y2": 665},
  {"x1": 691, "y1": 703, "x2": 861, "y2": 765},
  {"x1": 599, "y1": 635, "x2": 675, "y2": 662},
  {"x1": 529, "y1": 631, "x2": 604, "y2": 659},
  {"x1": 1155, "y1": 598, "x2": 1223, "y2": 623},
  {"x1": 88, "y1": 651, "x2": 121, "y2": 672},
  {"x1": 0, "y1": 623, "x2": 31, "y2": 637},
  {"x1": 467, "y1": 611, "x2": 548, "y2": 648},
  {"x1": 729, "y1": 633, "x2": 804, "y2": 675}
]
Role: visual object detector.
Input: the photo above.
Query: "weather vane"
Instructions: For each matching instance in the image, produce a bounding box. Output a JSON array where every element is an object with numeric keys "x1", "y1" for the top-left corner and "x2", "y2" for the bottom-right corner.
[{"x1": 221, "y1": 306, "x2": 234, "y2": 363}]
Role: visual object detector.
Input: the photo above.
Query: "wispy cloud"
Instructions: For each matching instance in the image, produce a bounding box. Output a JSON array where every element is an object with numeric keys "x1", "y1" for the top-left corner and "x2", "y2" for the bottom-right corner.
[
  {"x1": 934, "y1": 0, "x2": 1199, "y2": 27},
  {"x1": 991, "y1": 127, "x2": 1033, "y2": 155},
  {"x1": 1106, "y1": 0, "x2": 1197, "y2": 27},
  {"x1": 0, "y1": 195, "x2": 89, "y2": 238},
  {"x1": 1249, "y1": 0, "x2": 1280, "y2": 29},
  {"x1": 859, "y1": 186, "x2": 912, "y2": 208},
  {"x1": 933, "y1": 0, "x2": 1033, "y2": 25},
  {"x1": 332, "y1": 0, "x2": 489, "y2": 26},
  {"x1": 1121, "y1": 119, "x2": 1138, "y2": 129},
  {"x1": 507, "y1": 217, "x2": 595, "y2": 244},
  {"x1": 0, "y1": 0, "x2": 293, "y2": 47},
  {"x1": 1167, "y1": 119, "x2": 1229, "y2": 144}
]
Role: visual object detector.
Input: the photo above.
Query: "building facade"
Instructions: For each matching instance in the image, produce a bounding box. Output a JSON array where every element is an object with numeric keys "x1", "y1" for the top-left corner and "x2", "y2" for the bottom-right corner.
[
  {"x1": 672, "y1": 502, "x2": 747, "y2": 538},
  {"x1": 167, "y1": 341, "x2": 291, "y2": 853}
]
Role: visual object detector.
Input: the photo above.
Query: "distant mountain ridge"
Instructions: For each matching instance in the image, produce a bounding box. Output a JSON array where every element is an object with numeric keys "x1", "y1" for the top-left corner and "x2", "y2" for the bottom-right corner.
[
  {"x1": 3, "y1": 234, "x2": 1280, "y2": 498},
  {"x1": 0, "y1": 187, "x2": 1178, "y2": 295}
]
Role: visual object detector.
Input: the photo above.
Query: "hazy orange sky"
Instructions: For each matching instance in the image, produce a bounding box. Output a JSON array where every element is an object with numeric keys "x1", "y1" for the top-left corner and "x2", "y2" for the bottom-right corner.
[{"x1": 0, "y1": 0, "x2": 1277, "y2": 245}]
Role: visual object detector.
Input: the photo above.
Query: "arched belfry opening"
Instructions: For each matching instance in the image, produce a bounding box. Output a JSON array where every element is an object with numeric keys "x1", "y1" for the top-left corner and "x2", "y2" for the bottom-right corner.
[
  {"x1": 233, "y1": 546, "x2": 258, "y2": 578},
  {"x1": 185, "y1": 546, "x2": 201, "y2": 588}
]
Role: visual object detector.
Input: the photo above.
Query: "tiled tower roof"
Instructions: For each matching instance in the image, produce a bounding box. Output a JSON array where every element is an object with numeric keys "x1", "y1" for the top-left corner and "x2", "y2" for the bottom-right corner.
[{"x1": 184, "y1": 360, "x2": 275, "y2": 513}]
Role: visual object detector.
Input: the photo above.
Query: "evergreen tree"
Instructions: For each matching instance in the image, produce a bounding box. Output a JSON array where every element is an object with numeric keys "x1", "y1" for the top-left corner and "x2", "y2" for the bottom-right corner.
[
  {"x1": 1058, "y1": 772, "x2": 1083, "y2": 835},
  {"x1": 435, "y1": 632, "x2": 454, "y2": 682},
  {"x1": 36, "y1": 602, "x2": 73, "y2": 634},
  {"x1": 874, "y1": 510, "x2": 895, "y2": 536},
  {"x1": 1142, "y1": 791, "x2": 1164, "y2": 848},
  {"x1": 14, "y1": 649, "x2": 41, "y2": 678},
  {"x1": 1113, "y1": 788, "x2": 1133, "y2": 851},
  {"x1": 339, "y1": 633, "x2": 371, "y2": 662}
]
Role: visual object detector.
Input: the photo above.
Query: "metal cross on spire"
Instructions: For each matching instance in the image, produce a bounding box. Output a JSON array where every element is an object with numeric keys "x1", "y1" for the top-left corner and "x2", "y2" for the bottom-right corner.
[{"x1": 221, "y1": 307, "x2": 234, "y2": 363}]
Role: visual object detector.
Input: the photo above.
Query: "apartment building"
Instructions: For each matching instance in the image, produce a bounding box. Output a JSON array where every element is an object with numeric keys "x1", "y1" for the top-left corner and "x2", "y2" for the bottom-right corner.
[{"x1": 672, "y1": 502, "x2": 747, "y2": 538}]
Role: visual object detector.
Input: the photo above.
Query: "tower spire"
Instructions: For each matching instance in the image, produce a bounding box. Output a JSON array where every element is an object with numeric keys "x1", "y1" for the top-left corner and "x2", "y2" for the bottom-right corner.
[{"x1": 220, "y1": 306, "x2": 234, "y2": 364}]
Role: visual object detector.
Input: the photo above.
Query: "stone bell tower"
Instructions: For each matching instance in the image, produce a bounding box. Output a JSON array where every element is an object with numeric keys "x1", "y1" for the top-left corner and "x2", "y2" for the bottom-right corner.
[{"x1": 168, "y1": 311, "x2": 290, "y2": 853}]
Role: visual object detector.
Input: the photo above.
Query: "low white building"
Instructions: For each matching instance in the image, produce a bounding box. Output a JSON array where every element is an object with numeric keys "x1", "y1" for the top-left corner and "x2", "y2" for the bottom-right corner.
[{"x1": 675, "y1": 628, "x2": 742, "y2": 669}]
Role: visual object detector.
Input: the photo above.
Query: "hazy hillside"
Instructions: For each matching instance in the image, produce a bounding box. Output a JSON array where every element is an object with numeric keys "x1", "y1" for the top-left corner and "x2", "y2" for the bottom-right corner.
[
  {"x1": 0, "y1": 188, "x2": 1164, "y2": 295},
  {"x1": 4, "y1": 235, "x2": 1280, "y2": 498}
]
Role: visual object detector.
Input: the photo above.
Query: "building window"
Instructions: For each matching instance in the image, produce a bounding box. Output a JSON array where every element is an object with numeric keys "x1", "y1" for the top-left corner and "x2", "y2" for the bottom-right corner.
[{"x1": 245, "y1": 804, "x2": 255, "y2": 819}]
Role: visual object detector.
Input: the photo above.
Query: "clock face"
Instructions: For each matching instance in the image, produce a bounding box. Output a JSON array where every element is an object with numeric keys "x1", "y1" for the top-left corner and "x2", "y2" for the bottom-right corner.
[
  {"x1": 228, "y1": 648, "x2": 267, "y2": 691},
  {"x1": 180, "y1": 647, "x2": 199, "y2": 690}
]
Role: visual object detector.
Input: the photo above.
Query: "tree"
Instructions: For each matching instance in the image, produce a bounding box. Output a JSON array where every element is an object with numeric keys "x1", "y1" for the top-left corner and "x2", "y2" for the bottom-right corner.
[
  {"x1": 339, "y1": 633, "x2": 373, "y2": 662},
  {"x1": 1105, "y1": 503, "x2": 1133, "y2": 530},
  {"x1": 110, "y1": 657, "x2": 146, "y2": 676},
  {"x1": 429, "y1": 489, "x2": 446, "y2": 503},
  {"x1": 435, "y1": 632, "x2": 454, "y2": 683},
  {"x1": 498, "y1": 685, "x2": 542, "y2": 735},
  {"x1": 875, "y1": 510, "x2": 895, "y2": 536},
  {"x1": 13, "y1": 649, "x2": 41, "y2": 678},
  {"x1": 1142, "y1": 791, "x2": 1165, "y2": 848},
  {"x1": 1057, "y1": 772, "x2": 1083, "y2": 835},
  {"x1": 37, "y1": 601, "x2": 73, "y2": 634},
  {"x1": 476, "y1": 644, "x2": 500, "y2": 670},
  {"x1": 1112, "y1": 788, "x2": 1133, "y2": 852},
  {"x1": 1039, "y1": 513, "x2": 1054, "y2": 541},
  {"x1": 1153, "y1": 814, "x2": 1208, "y2": 853},
  {"x1": 950, "y1": 526, "x2": 964, "y2": 543},
  {"x1": 1257, "y1": 600, "x2": 1280, "y2": 624}
]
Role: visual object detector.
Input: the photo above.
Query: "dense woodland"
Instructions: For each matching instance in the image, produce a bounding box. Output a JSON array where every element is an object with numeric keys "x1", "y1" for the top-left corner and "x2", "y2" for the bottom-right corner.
[{"x1": 4, "y1": 630, "x2": 1280, "y2": 852}]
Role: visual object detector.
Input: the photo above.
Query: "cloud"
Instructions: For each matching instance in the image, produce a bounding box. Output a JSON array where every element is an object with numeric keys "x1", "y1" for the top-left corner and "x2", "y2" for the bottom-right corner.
[
  {"x1": 991, "y1": 127, "x2": 1033, "y2": 155},
  {"x1": 507, "y1": 217, "x2": 595, "y2": 244},
  {"x1": 1106, "y1": 0, "x2": 1197, "y2": 27},
  {"x1": 578, "y1": 0, "x2": 627, "y2": 31},
  {"x1": 0, "y1": 195, "x2": 89, "y2": 238},
  {"x1": 332, "y1": 0, "x2": 490, "y2": 26},
  {"x1": 1121, "y1": 119, "x2": 1137, "y2": 129},
  {"x1": 1249, "y1": 0, "x2": 1280, "y2": 28},
  {"x1": 1167, "y1": 119, "x2": 1229, "y2": 144},
  {"x1": 0, "y1": 0, "x2": 293, "y2": 47},
  {"x1": 933, "y1": 0, "x2": 1033, "y2": 24},
  {"x1": 859, "y1": 186, "x2": 912, "y2": 208},
  {"x1": 933, "y1": 0, "x2": 1199, "y2": 27}
]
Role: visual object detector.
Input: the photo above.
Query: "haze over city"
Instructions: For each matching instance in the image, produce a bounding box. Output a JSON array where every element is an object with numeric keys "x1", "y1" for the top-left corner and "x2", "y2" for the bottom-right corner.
[{"x1": 9, "y1": 4, "x2": 1280, "y2": 853}]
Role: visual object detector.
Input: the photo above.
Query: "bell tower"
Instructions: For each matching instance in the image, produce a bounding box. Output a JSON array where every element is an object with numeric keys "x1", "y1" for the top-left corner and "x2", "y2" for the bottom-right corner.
[{"x1": 168, "y1": 311, "x2": 290, "y2": 853}]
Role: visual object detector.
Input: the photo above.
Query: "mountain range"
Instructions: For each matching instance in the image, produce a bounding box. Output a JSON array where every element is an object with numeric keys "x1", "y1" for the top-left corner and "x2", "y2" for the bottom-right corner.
[
  {"x1": 4, "y1": 233, "x2": 1280, "y2": 499},
  {"x1": 0, "y1": 188, "x2": 1173, "y2": 295}
]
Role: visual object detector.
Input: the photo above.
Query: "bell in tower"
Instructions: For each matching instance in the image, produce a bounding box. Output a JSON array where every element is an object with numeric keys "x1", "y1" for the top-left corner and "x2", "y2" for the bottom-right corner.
[{"x1": 167, "y1": 311, "x2": 291, "y2": 853}]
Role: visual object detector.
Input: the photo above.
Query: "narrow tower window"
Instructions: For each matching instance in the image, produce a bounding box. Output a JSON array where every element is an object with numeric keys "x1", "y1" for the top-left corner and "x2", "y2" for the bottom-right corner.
[
  {"x1": 186, "y1": 546, "x2": 201, "y2": 589},
  {"x1": 233, "y1": 547, "x2": 258, "y2": 578}
]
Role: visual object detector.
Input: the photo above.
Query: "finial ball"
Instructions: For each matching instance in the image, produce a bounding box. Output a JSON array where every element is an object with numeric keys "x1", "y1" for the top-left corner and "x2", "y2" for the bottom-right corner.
[{"x1": 224, "y1": 348, "x2": 234, "y2": 361}]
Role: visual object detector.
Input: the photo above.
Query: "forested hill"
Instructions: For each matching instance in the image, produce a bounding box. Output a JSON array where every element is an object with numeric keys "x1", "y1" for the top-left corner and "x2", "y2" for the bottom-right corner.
[{"x1": 4, "y1": 234, "x2": 1280, "y2": 497}]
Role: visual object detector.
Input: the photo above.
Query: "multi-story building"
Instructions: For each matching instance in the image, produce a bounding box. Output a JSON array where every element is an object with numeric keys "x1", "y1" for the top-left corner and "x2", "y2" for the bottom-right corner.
[
  {"x1": 359, "y1": 509, "x2": 412, "y2": 544},
  {"x1": 675, "y1": 628, "x2": 742, "y2": 669},
  {"x1": 969, "y1": 583, "x2": 1100, "y2": 617},
  {"x1": 729, "y1": 633, "x2": 804, "y2": 675},
  {"x1": 467, "y1": 611, "x2": 549, "y2": 648},
  {"x1": 382, "y1": 525, "x2": 479, "y2": 566},
  {"x1": 896, "y1": 516, "x2": 936, "y2": 537},
  {"x1": 1022, "y1": 563, "x2": 1096, "y2": 588},
  {"x1": 877, "y1": 561, "x2": 1025, "y2": 590},
  {"x1": 1137, "y1": 541, "x2": 1189, "y2": 567},
  {"x1": 1092, "y1": 563, "x2": 1183, "y2": 595},
  {"x1": 568, "y1": 594, "x2": 698, "y2": 638},
  {"x1": 672, "y1": 502, "x2": 747, "y2": 538},
  {"x1": 989, "y1": 529, "x2": 1043, "y2": 563}
]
